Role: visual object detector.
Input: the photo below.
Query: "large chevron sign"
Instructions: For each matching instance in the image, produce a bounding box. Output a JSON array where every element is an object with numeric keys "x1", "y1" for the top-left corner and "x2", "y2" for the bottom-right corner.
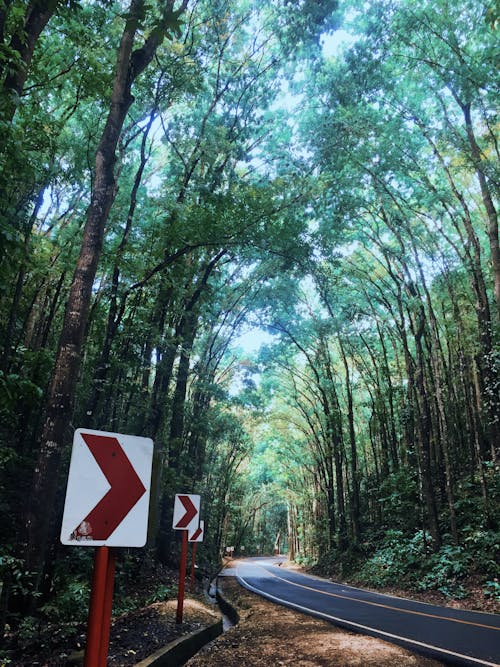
[{"x1": 60, "y1": 429, "x2": 153, "y2": 547}]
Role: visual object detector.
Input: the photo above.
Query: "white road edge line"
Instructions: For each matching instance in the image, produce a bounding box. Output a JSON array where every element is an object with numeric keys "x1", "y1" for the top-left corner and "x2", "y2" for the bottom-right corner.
[
  {"x1": 268, "y1": 568, "x2": 500, "y2": 617},
  {"x1": 236, "y1": 574, "x2": 500, "y2": 667},
  {"x1": 251, "y1": 561, "x2": 498, "y2": 631}
]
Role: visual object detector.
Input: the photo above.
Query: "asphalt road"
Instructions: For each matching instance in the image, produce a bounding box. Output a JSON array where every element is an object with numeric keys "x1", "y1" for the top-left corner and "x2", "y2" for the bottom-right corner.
[{"x1": 230, "y1": 557, "x2": 500, "y2": 667}]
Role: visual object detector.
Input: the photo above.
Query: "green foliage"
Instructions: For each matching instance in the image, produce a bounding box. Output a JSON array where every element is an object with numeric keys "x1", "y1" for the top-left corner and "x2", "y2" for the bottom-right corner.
[
  {"x1": 483, "y1": 580, "x2": 500, "y2": 602},
  {"x1": 10, "y1": 613, "x2": 82, "y2": 659},
  {"x1": 293, "y1": 554, "x2": 315, "y2": 567},
  {"x1": 358, "y1": 530, "x2": 430, "y2": 588},
  {"x1": 377, "y1": 471, "x2": 419, "y2": 531},
  {"x1": 0, "y1": 370, "x2": 43, "y2": 424},
  {"x1": 0, "y1": 554, "x2": 40, "y2": 600},
  {"x1": 463, "y1": 529, "x2": 500, "y2": 574},
  {"x1": 268, "y1": 0, "x2": 340, "y2": 56},
  {"x1": 16, "y1": 616, "x2": 41, "y2": 650},
  {"x1": 112, "y1": 555, "x2": 174, "y2": 615},
  {"x1": 40, "y1": 580, "x2": 90, "y2": 623},
  {"x1": 43, "y1": 551, "x2": 94, "y2": 623},
  {"x1": 347, "y1": 526, "x2": 499, "y2": 600},
  {"x1": 145, "y1": 583, "x2": 172, "y2": 605},
  {"x1": 417, "y1": 545, "x2": 472, "y2": 598},
  {"x1": 111, "y1": 582, "x2": 173, "y2": 616}
]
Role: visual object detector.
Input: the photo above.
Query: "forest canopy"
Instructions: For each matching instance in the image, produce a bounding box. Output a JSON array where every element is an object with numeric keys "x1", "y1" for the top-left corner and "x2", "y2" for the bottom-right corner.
[{"x1": 0, "y1": 0, "x2": 498, "y2": 631}]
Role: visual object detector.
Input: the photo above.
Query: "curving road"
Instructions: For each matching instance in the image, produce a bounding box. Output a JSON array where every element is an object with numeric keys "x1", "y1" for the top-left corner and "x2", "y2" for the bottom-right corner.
[{"x1": 228, "y1": 557, "x2": 500, "y2": 667}]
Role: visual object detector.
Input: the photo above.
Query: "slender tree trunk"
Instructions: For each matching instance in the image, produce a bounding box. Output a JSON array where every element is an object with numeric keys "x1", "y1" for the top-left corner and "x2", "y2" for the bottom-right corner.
[
  {"x1": 338, "y1": 338, "x2": 360, "y2": 544},
  {"x1": 167, "y1": 313, "x2": 197, "y2": 471},
  {"x1": 156, "y1": 252, "x2": 227, "y2": 561},
  {"x1": 287, "y1": 504, "x2": 296, "y2": 561},
  {"x1": 86, "y1": 114, "x2": 155, "y2": 424},
  {"x1": 376, "y1": 321, "x2": 399, "y2": 469},
  {"x1": 410, "y1": 240, "x2": 459, "y2": 543},
  {"x1": 325, "y1": 376, "x2": 347, "y2": 548},
  {"x1": 145, "y1": 282, "x2": 176, "y2": 437},
  {"x1": 413, "y1": 304, "x2": 441, "y2": 549}
]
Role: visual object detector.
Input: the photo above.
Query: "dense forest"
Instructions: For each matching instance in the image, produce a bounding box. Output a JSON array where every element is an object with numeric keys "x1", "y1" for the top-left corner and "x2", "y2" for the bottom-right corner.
[{"x1": 0, "y1": 0, "x2": 498, "y2": 642}]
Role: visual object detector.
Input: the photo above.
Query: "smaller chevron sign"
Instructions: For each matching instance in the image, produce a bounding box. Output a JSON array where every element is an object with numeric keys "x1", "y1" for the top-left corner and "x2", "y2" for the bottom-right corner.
[
  {"x1": 189, "y1": 520, "x2": 204, "y2": 543},
  {"x1": 172, "y1": 493, "x2": 200, "y2": 533}
]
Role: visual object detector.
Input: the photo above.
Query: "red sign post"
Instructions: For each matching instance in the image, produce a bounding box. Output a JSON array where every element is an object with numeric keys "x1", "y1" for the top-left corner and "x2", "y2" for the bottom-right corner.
[
  {"x1": 172, "y1": 494, "x2": 200, "y2": 623},
  {"x1": 189, "y1": 520, "x2": 204, "y2": 592},
  {"x1": 85, "y1": 547, "x2": 116, "y2": 667}
]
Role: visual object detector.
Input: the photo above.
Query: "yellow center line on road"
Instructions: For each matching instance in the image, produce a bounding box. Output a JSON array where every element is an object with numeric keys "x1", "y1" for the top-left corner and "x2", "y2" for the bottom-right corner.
[{"x1": 248, "y1": 562, "x2": 500, "y2": 632}]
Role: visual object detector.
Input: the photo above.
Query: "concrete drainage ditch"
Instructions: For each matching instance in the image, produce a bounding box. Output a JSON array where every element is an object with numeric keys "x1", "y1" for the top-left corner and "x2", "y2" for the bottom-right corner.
[{"x1": 134, "y1": 577, "x2": 238, "y2": 667}]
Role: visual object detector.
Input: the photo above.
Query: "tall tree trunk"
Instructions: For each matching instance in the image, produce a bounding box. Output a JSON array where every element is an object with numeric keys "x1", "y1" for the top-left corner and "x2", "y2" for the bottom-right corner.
[
  {"x1": 338, "y1": 338, "x2": 360, "y2": 544},
  {"x1": 156, "y1": 251, "x2": 227, "y2": 562},
  {"x1": 322, "y1": 352, "x2": 347, "y2": 549},
  {"x1": 412, "y1": 303, "x2": 441, "y2": 549},
  {"x1": 410, "y1": 240, "x2": 459, "y2": 543},
  {"x1": 86, "y1": 113, "x2": 156, "y2": 425},
  {"x1": 167, "y1": 313, "x2": 197, "y2": 472},
  {"x1": 376, "y1": 321, "x2": 399, "y2": 470}
]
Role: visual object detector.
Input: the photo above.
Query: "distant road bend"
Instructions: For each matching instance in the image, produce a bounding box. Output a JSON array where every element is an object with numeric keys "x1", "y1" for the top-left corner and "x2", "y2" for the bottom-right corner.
[{"x1": 231, "y1": 557, "x2": 500, "y2": 667}]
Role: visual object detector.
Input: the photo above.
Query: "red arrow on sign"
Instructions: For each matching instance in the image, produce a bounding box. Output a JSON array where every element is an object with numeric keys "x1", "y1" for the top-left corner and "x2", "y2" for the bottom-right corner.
[
  {"x1": 174, "y1": 495, "x2": 198, "y2": 529},
  {"x1": 189, "y1": 526, "x2": 203, "y2": 542},
  {"x1": 72, "y1": 433, "x2": 146, "y2": 541}
]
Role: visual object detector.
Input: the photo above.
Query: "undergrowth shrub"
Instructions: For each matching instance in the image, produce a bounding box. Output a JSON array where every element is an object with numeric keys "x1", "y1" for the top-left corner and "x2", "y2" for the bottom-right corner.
[
  {"x1": 357, "y1": 529, "x2": 430, "y2": 587},
  {"x1": 377, "y1": 472, "x2": 419, "y2": 531},
  {"x1": 349, "y1": 526, "x2": 499, "y2": 598},
  {"x1": 41, "y1": 579, "x2": 91, "y2": 623},
  {"x1": 294, "y1": 553, "x2": 315, "y2": 567},
  {"x1": 463, "y1": 529, "x2": 499, "y2": 574},
  {"x1": 37, "y1": 553, "x2": 93, "y2": 627},
  {"x1": 417, "y1": 544, "x2": 471, "y2": 598},
  {"x1": 483, "y1": 580, "x2": 500, "y2": 601}
]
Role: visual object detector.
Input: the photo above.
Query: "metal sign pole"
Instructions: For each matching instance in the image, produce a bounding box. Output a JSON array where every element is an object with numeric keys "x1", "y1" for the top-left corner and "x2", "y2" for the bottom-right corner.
[
  {"x1": 190, "y1": 542, "x2": 197, "y2": 592},
  {"x1": 98, "y1": 548, "x2": 116, "y2": 667},
  {"x1": 84, "y1": 546, "x2": 109, "y2": 667},
  {"x1": 84, "y1": 546, "x2": 116, "y2": 667},
  {"x1": 176, "y1": 530, "x2": 188, "y2": 624}
]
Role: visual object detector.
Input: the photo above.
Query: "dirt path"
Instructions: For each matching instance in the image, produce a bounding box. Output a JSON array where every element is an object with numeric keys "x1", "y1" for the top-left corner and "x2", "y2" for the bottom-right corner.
[{"x1": 186, "y1": 577, "x2": 445, "y2": 666}]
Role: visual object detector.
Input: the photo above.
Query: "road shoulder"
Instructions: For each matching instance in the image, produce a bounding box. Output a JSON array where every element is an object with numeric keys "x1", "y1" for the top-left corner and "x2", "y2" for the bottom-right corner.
[{"x1": 185, "y1": 577, "x2": 445, "y2": 666}]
